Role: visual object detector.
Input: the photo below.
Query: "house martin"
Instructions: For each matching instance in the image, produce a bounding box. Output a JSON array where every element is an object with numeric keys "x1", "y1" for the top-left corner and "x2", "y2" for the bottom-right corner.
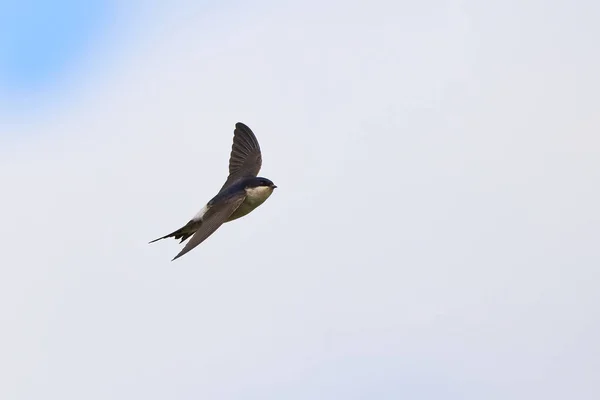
[{"x1": 150, "y1": 122, "x2": 277, "y2": 261}]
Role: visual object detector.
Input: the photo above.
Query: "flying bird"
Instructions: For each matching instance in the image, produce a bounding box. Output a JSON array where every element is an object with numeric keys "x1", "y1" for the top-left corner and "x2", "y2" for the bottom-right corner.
[{"x1": 150, "y1": 122, "x2": 277, "y2": 261}]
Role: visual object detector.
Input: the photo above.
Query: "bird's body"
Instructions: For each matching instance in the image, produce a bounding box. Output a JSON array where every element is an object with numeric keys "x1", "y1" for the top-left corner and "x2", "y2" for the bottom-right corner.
[
  {"x1": 227, "y1": 183, "x2": 275, "y2": 221},
  {"x1": 150, "y1": 122, "x2": 276, "y2": 261}
]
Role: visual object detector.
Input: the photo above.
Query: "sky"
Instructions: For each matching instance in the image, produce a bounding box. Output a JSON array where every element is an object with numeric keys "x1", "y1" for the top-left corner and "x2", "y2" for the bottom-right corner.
[{"x1": 1, "y1": 0, "x2": 599, "y2": 399}]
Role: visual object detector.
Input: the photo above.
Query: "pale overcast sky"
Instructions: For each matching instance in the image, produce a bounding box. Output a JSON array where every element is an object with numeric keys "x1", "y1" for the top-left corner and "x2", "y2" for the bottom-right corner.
[{"x1": 1, "y1": 1, "x2": 599, "y2": 399}]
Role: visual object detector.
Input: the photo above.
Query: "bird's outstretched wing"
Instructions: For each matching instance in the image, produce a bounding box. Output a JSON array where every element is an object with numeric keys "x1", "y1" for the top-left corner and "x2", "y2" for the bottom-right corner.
[
  {"x1": 219, "y1": 122, "x2": 262, "y2": 191},
  {"x1": 171, "y1": 193, "x2": 246, "y2": 261}
]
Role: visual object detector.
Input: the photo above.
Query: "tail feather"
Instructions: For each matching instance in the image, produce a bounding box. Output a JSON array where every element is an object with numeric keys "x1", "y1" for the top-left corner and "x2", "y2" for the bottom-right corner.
[
  {"x1": 179, "y1": 232, "x2": 194, "y2": 243},
  {"x1": 149, "y1": 220, "x2": 200, "y2": 244}
]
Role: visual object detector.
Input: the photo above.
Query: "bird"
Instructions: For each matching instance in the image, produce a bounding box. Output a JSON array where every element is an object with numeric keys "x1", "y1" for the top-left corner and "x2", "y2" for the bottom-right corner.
[{"x1": 149, "y1": 122, "x2": 277, "y2": 261}]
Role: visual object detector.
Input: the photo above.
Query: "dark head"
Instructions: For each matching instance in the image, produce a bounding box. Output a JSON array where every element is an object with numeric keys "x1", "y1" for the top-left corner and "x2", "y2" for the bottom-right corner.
[{"x1": 246, "y1": 177, "x2": 277, "y2": 189}]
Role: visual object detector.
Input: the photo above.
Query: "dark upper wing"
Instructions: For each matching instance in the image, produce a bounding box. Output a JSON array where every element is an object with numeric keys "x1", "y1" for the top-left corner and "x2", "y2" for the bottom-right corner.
[
  {"x1": 171, "y1": 193, "x2": 246, "y2": 261},
  {"x1": 219, "y1": 122, "x2": 262, "y2": 191}
]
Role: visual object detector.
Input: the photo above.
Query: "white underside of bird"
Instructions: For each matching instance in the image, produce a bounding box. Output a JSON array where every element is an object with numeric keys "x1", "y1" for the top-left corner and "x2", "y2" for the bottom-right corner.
[{"x1": 192, "y1": 185, "x2": 275, "y2": 223}]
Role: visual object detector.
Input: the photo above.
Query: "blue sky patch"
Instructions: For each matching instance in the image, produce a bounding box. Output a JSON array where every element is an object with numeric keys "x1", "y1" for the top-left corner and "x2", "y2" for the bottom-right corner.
[{"x1": 0, "y1": 0, "x2": 113, "y2": 93}]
